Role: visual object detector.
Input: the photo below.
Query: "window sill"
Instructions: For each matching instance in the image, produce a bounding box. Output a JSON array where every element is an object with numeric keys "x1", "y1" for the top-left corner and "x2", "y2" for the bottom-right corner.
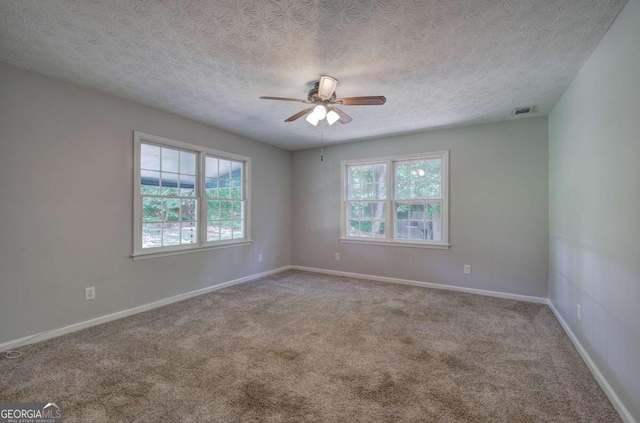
[
  {"x1": 131, "y1": 240, "x2": 252, "y2": 260},
  {"x1": 339, "y1": 238, "x2": 450, "y2": 250}
]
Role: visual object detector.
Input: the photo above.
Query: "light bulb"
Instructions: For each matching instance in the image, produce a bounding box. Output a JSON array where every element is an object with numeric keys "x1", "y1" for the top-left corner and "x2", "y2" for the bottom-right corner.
[
  {"x1": 313, "y1": 105, "x2": 327, "y2": 120},
  {"x1": 417, "y1": 169, "x2": 425, "y2": 177},
  {"x1": 326, "y1": 110, "x2": 340, "y2": 125},
  {"x1": 306, "y1": 112, "x2": 320, "y2": 126}
]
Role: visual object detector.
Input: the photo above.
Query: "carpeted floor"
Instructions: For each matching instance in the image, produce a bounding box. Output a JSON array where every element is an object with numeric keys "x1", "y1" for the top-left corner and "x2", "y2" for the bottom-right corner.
[{"x1": 0, "y1": 270, "x2": 620, "y2": 422}]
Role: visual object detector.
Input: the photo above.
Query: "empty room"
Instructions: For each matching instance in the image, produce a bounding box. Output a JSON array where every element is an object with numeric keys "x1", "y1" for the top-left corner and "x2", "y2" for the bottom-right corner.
[{"x1": 0, "y1": 0, "x2": 638, "y2": 422}]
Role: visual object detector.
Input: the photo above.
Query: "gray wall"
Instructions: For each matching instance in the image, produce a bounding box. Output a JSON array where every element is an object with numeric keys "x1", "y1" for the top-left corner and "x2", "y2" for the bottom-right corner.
[
  {"x1": 292, "y1": 117, "x2": 549, "y2": 298},
  {"x1": 548, "y1": 0, "x2": 640, "y2": 418},
  {"x1": 0, "y1": 62, "x2": 291, "y2": 344}
]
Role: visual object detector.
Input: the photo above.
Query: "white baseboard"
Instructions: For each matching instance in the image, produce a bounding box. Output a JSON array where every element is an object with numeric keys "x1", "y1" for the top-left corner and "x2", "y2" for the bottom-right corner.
[
  {"x1": 547, "y1": 301, "x2": 636, "y2": 423},
  {"x1": 291, "y1": 265, "x2": 548, "y2": 304},
  {"x1": 0, "y1": 265, "x2": 292, "y2": 353}
]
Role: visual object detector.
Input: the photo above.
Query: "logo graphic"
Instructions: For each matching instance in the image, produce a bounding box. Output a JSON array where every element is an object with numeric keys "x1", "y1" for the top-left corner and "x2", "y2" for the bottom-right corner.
[{"x1": 0, "y1": 402, "x2": 63, "y2": 422}]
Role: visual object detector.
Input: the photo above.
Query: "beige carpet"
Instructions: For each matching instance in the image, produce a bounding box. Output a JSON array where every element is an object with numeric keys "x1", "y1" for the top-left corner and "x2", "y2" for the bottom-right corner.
[{"x1": 0, "y1": 270, "x2": 620, "y2": 422}]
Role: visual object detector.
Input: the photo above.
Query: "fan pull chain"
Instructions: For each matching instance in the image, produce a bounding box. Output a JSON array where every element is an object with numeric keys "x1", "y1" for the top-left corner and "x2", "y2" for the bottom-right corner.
[{"x1": 320, "y1": 126, "x2": 324, "y2": 162}]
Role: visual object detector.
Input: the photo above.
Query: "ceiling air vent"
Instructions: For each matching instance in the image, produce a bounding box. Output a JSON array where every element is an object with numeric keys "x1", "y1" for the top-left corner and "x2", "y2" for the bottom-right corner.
[{"x1": 512, "y1": 105, "x2": 536, "y2": 115}]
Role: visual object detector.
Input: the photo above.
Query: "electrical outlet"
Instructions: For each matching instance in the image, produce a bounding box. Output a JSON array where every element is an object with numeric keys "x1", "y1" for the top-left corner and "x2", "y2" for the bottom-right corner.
[
  {"x1": 464, "y1": 265, "x2": 471, "y2": 275},
  {"x1": 577, "y1": 304, "x2": 581, "y2": 321},
  {"x1": 85, "y1": 286, "x2": 96, "y2": 301},
  {"x1": 258, "y1": 254, "x2": 263, "y2": 263},
  {"x1": 335, "y1": 253, "x2": 340, "y2": 261}
]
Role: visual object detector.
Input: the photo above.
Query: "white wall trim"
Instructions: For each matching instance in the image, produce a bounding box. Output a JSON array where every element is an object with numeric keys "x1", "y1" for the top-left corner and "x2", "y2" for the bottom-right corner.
[
  {"x1": 0, "y1": 266, "x2": 292, "y2": 353},
  {"x1": 291, "y1": 265, "x2": 548, "y2": 304},
  {"x1": 547, "y1": 301, "x2": 636, "y2": 423}
]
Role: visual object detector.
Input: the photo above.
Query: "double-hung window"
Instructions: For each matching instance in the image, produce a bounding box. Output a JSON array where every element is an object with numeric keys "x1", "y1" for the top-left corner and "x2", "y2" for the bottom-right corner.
[
  {"x1": 341, "y1": 151, "x2": 449, "y2": 248},
  {"x1": 133, "y1": 132, "x2": 250, "y2": 258}
]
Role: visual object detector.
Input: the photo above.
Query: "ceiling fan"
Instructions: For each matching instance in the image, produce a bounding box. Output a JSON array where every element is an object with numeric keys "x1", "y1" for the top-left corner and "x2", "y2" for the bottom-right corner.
[{"x1": 259, "y1": 75, "x2": 386, "y2": 126}]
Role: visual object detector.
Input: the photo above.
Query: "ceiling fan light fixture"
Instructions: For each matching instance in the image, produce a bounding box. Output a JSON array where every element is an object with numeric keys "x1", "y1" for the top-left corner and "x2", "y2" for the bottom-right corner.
[
  {"x1": 305, "y1": 112, "x2": 320, "y2": 126},
  {"x1": 326, "y1": 110, "x2": 340, "y2": 125},
  {"x1": 313, "y1": 105, "x2": 327, "y2": 120}
]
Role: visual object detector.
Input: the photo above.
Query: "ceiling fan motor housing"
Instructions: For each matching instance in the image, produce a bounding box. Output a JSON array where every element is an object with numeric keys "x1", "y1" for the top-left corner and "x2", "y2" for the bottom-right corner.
[{"x1": 307, "y1": 83, "x2": 336, "y2": 103}]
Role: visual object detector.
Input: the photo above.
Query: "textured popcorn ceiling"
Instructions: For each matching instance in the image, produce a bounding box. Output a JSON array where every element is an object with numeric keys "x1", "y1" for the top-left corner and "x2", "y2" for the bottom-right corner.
[{"x1": 0, "y1": 0, "x2": 626, "y2": 150}]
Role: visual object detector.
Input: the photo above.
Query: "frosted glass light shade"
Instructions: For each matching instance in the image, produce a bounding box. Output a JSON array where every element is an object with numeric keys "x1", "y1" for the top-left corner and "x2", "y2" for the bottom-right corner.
[
  {"x1": 306, "y1": 112, "x2": 320, "y2": 126},
  {"x1": 326, "y1": 110, "x2": 340, "y2": 125},
  {"x1": 313, "y1": 105, "x2": 327, "y2": 120}
]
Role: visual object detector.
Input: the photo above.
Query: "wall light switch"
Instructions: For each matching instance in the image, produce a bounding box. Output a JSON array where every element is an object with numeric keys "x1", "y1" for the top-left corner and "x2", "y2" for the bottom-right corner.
[
  {"x1": 335, "y1": 253, "x2": 340, "y2": 261},
  {"x1": 464, "y1": 265, "x2": 471, "y2": 275},
  {"x1": 258, "y1": 254, "x2": 263, "y2": 263},
  {"x1": 85, "y1": 286, "x2": 96, "y2": 301}
]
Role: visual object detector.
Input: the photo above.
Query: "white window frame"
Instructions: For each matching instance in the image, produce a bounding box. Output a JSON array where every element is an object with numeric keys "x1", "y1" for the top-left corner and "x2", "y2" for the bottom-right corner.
[
  {"x1": 340, "y1": 151, "x2": 449, "y2": 249},
  {"x1": 132, "y1": 132, "x2": 251, "y2": 260}
]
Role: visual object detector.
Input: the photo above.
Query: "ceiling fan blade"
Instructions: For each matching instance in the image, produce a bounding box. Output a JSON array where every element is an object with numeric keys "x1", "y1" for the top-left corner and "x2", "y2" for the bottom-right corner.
[
  {"x1": 285, "y1": 107, "x2": 314, "y2": 122},
  {"x1": 335, "y1": 96, "x2": 386, "y2": 106},
  {"x1": 332, "y1": 107, "x2": 352, "y2": 124},
  {"x1": 317, "y1": 75, "x2": 338, "y2": 100},
  {"x1": 259, "y1": 96, "x2": 310, "y2": 103}
]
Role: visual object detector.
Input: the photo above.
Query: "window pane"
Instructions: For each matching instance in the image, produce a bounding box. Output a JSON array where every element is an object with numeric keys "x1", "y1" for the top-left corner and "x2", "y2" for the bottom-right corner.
[
  {"x1": 358, "y1": 220, "x2": 385, "y2": 238},
  {"x1": 142, "y1": 197, "x2": 163, "y2": 222},
  {"x1": 395, "y1": 220, "x2": 409, "y2": 239},
  {"x1": 205, "y1": 156, "x2": 218, "y2": 178},
  {"x1": 410, "y1": 203, "x2": 425, "y2": 219},
  {"x1": 231, "y1": 162, "x2": 242, "y2": 183},
  {"x1": 220, "y1": 221, "x2": 233, "y2": 240},
  {"x1": 164, "y1": 198, "x2": 180, "y2": 221},
  {"x1": 141, "y1": 144, "x2": 160, "y2": 170},
  {"x1": 179, "y1": 175, "x2": 196, "y2": 197},
  {"x1": 374, "y1": 164, "x2": 385, "y2": 181},
  {"x1": 394, "y1": 201, "x2": 442, "y2": 241},
  {"x1": 374, "y1": 182, "x2": 386, "y2": 200},
  {"x1": 361, "y1": 166, "x2": 374, "y2": 183},
  {"x1": 162, "y1": 222, "x2": 180, "y2": 246},
  {"x1": 180, "y1": 199, "x2": 197, "y2": 221},
  {"x1": 411, "y1": 180, "x2": 427, "y2": 199},
  {"x1": 349, "y1": 203, "x2": 360, "y2": 219},
  {"x1": 207, "y1": 200, "x2": 219, "y2": 221},
  {"x1": 232, "y1": 202, "x2": 243, "y2": 219},
  {"x1": 219, "y1": 201, "x2": 232, "y2": 219},
  {"x1": 181, "y1": 222, "x2": 197, "y2": 244},
  {"x1": 161, "y1": 148, "x2": 179, "y2": 173},
  {"x1": 411, "y1": 161, "x2": 426, "y2": 178},
  {"x1": 361, "y1": 183, "x2": 373, "y2": 200},
  {"x1": 426, "y1": 181, "x2": 441, "y2": 199},
  {"x1": 348, "y1": 167, "x2": 359, "y2": 184},
  {"x1": 161, "y1": 173, "x2": 179, "y2": 196},
  {"x1": 219, "y1": 160, "x2": 231, "y2": 179},
  {"x1": 207, "y1": 223, "x2": 221, "y2": 242},
  {"x1": 426, "y1": 159, "x2": 442, "y2": 180},
  {"x1": 348, "y1": 220, "x2": 360, "y2": 236},
  {"x1": 427, "y1": 203, "x2": 442, "y2": 241},
  {"x1": 141, "y1": 170, "x2": 160, "y2": 195},
  {"x1": 395, "y1": 182, "x2": 410, "y2": 200},
  {"x1": 218, "y1": 179, "x2": 231, "y2": 198},
  {"x1": 395, "y1": 202, "x2": 410, "y2": 220},
  {"x1": 373, "y1": 203, "x2": 387, "y2": 221},
  {"x1": 179, "y1": 151, "x2": 196, "y2": 175},
  {"x1": 349, "y1": 183, "x2": 362, "y2": 200},
  {"x1": 396, "y1": 162, "x2": 410, "y2": 181},
  {"x1": 142, "y1": 223, "x2": 162, "y2": 248},
  {"x1": 360, "y1": 203, "x2": 372, "y2": 218},
  {"x1": 205, "y1": 178, "x2": 218, "y2": 198},
  {"x1": 408, "y1": 220, "x2": 431, "y2": 240},
  {"x1": 233, "y1": 220, "x2": 244, "y2": 239}
]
